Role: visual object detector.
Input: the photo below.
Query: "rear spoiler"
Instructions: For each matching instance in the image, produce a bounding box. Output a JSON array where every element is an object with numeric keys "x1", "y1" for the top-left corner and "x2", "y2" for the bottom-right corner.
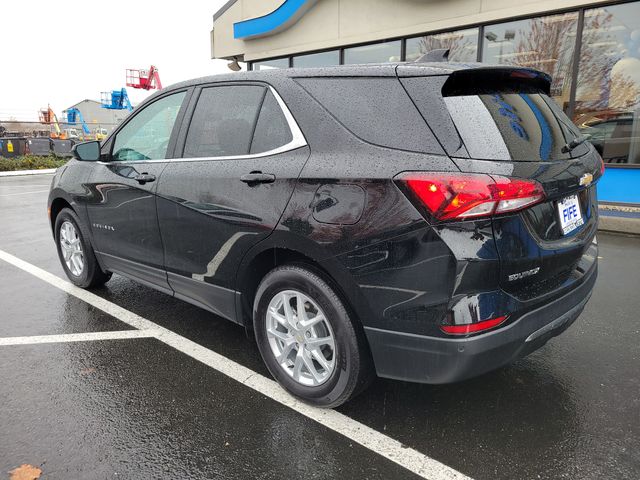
[{"x1": 441, "y1": 67, "x2": 552, "y2": 96}]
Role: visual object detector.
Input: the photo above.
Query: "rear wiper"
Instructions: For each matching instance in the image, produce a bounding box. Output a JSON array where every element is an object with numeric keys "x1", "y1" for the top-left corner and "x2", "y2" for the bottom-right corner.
[{"x1": 561, "y1": 136, "x2": 586, "y2": 153}]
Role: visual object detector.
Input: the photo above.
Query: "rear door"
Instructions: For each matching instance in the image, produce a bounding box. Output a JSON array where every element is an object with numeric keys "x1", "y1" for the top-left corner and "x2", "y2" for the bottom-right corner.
[
  {"x1": 85, "y1": 90, "x2": 188, "y2": 293},
  {"x1": 400, "y1": 67, "x2": 602, "y2": 299},
  {"x1": 156, "y1": 82, "x2": 309, "y2": 321}
]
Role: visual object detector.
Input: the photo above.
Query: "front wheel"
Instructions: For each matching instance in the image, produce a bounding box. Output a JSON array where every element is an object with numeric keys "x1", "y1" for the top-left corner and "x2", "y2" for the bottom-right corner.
[
  {"x1": 253, "y1": 265, "x2": 373, "y2": 408},
  {"x1": 54, "y1": 208, "x2": 111, "y2": 288}
]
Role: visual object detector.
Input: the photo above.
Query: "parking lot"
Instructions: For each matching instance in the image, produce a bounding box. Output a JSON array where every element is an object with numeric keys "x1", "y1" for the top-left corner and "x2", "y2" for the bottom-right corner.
[{"x1": 1, "y1": 173, "x2": 639, "y2": 480}]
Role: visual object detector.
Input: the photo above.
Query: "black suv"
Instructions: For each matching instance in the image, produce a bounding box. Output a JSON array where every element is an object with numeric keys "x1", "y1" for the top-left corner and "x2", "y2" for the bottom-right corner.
[{"x1": 48, "y1": 63, "x2": 601, "y2": 407}]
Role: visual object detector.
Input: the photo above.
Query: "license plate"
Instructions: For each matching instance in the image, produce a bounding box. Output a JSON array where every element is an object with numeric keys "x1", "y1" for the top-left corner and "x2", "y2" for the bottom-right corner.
[{"x1": 557, "y1": 194, "x2": 584, "y2": 235}]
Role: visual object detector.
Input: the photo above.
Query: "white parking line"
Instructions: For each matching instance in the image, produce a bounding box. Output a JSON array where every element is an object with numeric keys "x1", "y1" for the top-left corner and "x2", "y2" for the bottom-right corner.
[
  {"x1": 0, "y1": 249, "x2": 471, "y2": 480},
  {"x1": 0, "y1": 330, "x2": 157, "y2": 346},
  {"x1": 0, "y1": 184, "x2": 52, "y2": 188},
  {"x1": 0, "y1": 170, "x2": 56, "y2": 177},
  {"x1": 0, "y1": 190, "x2": 50, "y2": 197}
]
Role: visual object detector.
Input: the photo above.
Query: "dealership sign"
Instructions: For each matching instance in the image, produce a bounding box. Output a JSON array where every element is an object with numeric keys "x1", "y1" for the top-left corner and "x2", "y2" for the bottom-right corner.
[{"x1": 234, "y1": 0, "x2": 318, "y2": 39}]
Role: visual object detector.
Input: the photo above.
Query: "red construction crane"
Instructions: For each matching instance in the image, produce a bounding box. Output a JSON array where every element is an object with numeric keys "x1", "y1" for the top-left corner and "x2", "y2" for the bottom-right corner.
[
  {"x1": 38, "y1": 105, "x2": 63, "y2": 139},
  {"x1": 126, "y1": 65, "x2": 162, "y2": 90}
]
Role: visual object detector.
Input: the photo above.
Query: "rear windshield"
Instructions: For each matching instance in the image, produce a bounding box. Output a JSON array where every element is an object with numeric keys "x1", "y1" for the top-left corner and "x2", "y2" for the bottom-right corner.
[
  {"x1": 402, "y1": 71, "x2": 590, "y2": 161},
  {"x1": 444, "y1": 92, "x2": 587, "y2": 161}
]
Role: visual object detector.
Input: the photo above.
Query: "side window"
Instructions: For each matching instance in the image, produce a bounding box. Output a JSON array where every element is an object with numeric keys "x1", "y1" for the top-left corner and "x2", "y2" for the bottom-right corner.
[
  {"x1": 295, "y1": 77, "x2": 444, "y2": 155},
  {"x1": 112, "y1": 91, "x2": 186, "y2": 161},
  {"x1": 250, "y1": 91, "x2": 293, "y2": 154},
  {"x1": 183, "y1": 85, "x2": 265, "y2": 158}
]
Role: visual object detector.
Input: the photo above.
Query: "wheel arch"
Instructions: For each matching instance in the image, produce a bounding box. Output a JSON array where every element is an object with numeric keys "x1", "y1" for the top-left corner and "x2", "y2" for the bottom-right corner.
[
  {"x1": 48, "y1": 194, "x2": 74, "y2": 231},
  {"x1": 234, "y1": 234, "x2": 374, "y2": 333},
  {"x1": 48, "y1": 190, "x2": 107, "y2": 274}
]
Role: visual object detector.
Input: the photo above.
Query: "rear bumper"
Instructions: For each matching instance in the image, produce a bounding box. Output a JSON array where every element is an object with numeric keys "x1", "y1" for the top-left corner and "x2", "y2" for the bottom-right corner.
[{"x1": 364, "y1": 263, "x2": 597, "y2": 384}]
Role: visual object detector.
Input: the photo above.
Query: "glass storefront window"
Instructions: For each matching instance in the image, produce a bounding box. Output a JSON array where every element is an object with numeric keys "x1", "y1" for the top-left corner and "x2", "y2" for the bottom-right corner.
[
  {"x1": 252, "y1": 58, "x2": 289, "y2": 70},
  {"x1": 575, "y1": 2, "x2": 640, "y2": 165},
  {"x1": 343, "y1": 40, "x2": 401, "y2": 64},
  {"x1": 406, "y1": 28, "x2": 478, "y2": 62},
  {"x1": 293, "y1": 50, "x2": 340, "y2": 68},
  {"x1": 482, "y1": 13, "x2": 579, "y2": 111}
]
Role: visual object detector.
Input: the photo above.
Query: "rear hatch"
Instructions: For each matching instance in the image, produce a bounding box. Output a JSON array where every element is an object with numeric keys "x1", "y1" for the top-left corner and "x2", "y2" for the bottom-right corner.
[{"x1": 399, "y1": 66, "x2": 602, "y2": 300}]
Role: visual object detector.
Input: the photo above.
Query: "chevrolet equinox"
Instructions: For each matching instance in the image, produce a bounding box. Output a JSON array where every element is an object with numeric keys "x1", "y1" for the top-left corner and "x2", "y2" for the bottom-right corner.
[{"x1": 48, "y1": 63, "x2": 601, "y2": 407}]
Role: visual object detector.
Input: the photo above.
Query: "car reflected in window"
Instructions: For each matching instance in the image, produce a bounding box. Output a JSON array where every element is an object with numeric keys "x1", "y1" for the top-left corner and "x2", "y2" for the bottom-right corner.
[{"x1": 579, "y1": 115, "x2": 639, "y2": 163}]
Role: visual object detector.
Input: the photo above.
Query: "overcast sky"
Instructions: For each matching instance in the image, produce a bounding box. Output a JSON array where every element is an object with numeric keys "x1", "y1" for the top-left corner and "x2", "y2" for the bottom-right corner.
[{"x1": 0, "y1": 0, "x2": 234, "y2": 121}]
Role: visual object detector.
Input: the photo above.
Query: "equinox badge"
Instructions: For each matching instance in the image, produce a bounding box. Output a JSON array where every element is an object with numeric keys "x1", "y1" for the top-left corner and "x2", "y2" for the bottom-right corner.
[{"x1": 508, "y1": 267, "x2": 540, "y2": 282}]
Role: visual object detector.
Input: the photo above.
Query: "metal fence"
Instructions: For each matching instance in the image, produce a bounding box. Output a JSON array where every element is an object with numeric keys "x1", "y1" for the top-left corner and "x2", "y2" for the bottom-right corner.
[
  {"x1": 0, "y1": 121, "x2": 121, "y2": 158},
  {"x1": 0, "y1": 120, "x2": 120, "y2": 142}
]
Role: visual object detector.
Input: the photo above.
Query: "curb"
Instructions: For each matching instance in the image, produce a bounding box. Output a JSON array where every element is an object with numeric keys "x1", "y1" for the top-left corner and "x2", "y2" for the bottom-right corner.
[
  {"x1": 598, "y1": 203, "x2": 640, "y2": 236},
  {"x1": 598, "y1": 216, "x2": 640, "y2": 236},
  {"x1": 0, "y1": 169, "x2": 57, "y2": 177}
]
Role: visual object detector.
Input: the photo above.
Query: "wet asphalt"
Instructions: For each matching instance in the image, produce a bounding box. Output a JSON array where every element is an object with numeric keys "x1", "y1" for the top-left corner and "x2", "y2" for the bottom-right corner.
[{"x1": 0, "y1": 173, "x2": 639, "y2": 480}]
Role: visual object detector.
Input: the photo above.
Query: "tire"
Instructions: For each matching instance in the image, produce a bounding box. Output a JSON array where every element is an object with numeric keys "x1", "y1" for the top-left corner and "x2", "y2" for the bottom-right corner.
[
  {"x1": 54, "y1": 208, "x2": 111, "y2": 288},
  {"x1": 253, "y1": 264, "x2": 373, "y2": 408}
]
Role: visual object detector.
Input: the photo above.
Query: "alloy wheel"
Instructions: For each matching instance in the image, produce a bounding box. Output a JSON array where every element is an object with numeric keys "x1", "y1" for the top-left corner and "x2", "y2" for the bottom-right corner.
[
  {"x1": 59, "y1": 221, "x2": 84, "y2": 276},
  {"x1": 265, "y1": 290, "x2": 336, "y2": 387}
]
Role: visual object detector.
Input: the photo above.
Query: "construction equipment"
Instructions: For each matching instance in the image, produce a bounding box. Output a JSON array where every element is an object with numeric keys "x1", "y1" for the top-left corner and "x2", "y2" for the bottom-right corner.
[
  {"x1": 65, "y1": 107, "x2": 91, "y2": 136},
  {"x1": 126, "y1": 65, "x2": 162, "y2": 90},
  {"x1": 94, "y1": 127, "x2": 108, "y2": 141},
  {"x1": 99, "y1": 65, "x2": 161, "y2": 113},
  {"x1": 101, "y1": 88, "x2": 133, "y2": 111},
  {"x1": 38, "y1": 105, "x2": 64, "y2": 139}
]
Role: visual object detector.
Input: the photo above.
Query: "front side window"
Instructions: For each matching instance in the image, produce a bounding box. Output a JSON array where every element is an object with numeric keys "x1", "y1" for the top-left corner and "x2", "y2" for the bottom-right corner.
[
  {"x1": 183, "y1": 85, "x2": 265, "y2": 158},
  {"x1": 112, "y1": 91, "x2": 186, "y2": 161}
]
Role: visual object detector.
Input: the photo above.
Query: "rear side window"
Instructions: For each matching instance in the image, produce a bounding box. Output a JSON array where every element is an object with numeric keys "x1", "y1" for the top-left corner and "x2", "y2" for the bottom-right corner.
[
  {"x1": 400, "y1": 76, "x2": 464, "y2": 156},
  {"x1": 183, "y1": 85, "x2": 265, "y2": 158},
  {"x1": 250, "y1": 91, "x2": 292, "y2": 154},
  {"x1": 294, "y1": 77, "x2": 444, "y2": 154}
]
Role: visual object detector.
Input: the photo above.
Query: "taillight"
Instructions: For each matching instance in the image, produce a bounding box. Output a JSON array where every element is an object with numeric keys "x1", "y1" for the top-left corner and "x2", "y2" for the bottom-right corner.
[
  {"x1": 441, "y1": 315, "x2": 508, "y2": 335},
  {"x1": 396, "y1": 172, "x2": 545, "y2": 221}
]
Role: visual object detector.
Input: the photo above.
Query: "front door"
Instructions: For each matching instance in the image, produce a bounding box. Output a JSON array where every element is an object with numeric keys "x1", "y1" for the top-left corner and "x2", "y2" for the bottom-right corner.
[
  {"x1": 85, "y1": 90, "x2": 188, "y2": 292},
  {"x1": 156, "y1": 83, "x2": 309, "y2": 321}
]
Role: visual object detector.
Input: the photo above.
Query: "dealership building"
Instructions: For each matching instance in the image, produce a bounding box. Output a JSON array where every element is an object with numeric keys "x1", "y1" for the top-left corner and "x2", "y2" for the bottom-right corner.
[{"x1": 211, "y1": 0, "x2": 640, "y2": 205}]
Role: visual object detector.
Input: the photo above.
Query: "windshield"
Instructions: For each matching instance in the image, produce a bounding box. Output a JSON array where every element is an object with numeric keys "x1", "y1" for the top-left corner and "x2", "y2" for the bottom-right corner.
[{"x1": 444, "y1": 92, "x2": 589, "y2": 161}]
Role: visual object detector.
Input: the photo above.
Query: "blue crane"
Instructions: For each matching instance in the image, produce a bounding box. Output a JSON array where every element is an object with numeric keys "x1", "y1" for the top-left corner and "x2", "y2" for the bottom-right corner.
[
  {"x1": 101, "y1": 88, "x2": 133, "y2": 111},
  {"x1": 65, "y1": 107, "x2": 91, "y2": 135}
]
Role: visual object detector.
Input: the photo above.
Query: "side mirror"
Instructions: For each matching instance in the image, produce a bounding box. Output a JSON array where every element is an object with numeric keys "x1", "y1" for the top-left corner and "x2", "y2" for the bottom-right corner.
[{"x1": 72, "y1": 141, "x2": 101, "y2": 161}]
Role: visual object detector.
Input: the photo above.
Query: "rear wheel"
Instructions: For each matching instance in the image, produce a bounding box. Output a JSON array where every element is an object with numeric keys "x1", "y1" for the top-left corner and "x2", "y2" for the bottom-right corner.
[
  {"x1": 253, "y1": 265, "x2": 373, "y2": 408},
  {"x1": 54, "y1": 208, "x2": 111, "y2": 288}
]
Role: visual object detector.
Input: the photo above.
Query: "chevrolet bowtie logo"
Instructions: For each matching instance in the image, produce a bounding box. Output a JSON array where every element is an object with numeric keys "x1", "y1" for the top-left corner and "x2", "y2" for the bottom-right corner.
[{"x1": 579, "y1": 173, "x2": 593, "y2": 187}]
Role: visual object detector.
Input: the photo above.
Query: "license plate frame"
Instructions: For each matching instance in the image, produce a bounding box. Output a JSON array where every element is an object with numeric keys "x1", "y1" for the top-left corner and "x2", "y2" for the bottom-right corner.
[{"x1": 557, "y1": 194, "x2": 584, "y2": 235}]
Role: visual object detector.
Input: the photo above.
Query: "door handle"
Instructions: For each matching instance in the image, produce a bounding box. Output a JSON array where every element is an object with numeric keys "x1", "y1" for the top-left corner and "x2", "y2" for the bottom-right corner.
[
  {"x1": 134, "y1": 173, "x2": 156, "y2": 185},
  {"x1": 240, "y1": 171, "x2": 275, "y2": 185}
]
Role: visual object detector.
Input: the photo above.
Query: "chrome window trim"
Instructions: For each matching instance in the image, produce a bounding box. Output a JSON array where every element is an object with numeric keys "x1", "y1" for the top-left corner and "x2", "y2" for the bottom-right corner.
[{"x1": 99, "y1": 85, "x2": 307, "y2": 165}]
